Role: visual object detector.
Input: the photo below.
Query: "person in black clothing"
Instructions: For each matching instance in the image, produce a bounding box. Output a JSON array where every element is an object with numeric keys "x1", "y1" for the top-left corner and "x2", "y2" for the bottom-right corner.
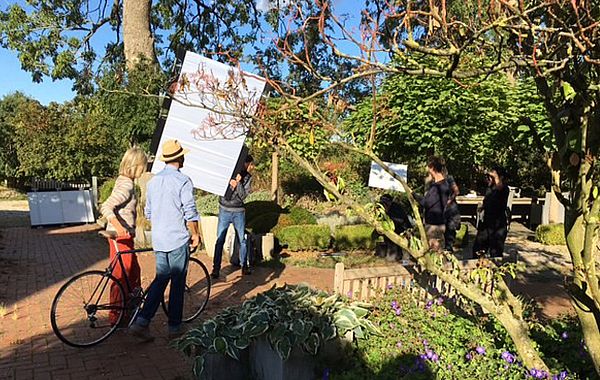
[
  {"x1": 443, "y1": 173, "x2": 461, "y2": 252},
  {"x1": 378, "y1": 194, "x2": 411, "y2": 259},
  {"x1": 419, "y1": 157, "x2": 450, "y2": 252},
  {"x1": 472, "y1": 166, "x2": 510, "y2": 258},
  {"x1": 380, "y1": 194, "x2": 410, "y2": 233}
]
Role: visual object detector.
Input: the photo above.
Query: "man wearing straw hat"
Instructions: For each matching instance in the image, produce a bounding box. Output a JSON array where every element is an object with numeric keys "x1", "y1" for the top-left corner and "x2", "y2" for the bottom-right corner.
[{"x1": 129, "y1": 139, "x2": 200, "y2": 342}]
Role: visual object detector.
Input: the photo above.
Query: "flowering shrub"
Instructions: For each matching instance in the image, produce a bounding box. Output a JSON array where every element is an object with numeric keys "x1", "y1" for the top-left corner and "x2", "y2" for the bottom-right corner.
[{"x1": 329, "y1": 288, "x2": 589, "y2": 379}]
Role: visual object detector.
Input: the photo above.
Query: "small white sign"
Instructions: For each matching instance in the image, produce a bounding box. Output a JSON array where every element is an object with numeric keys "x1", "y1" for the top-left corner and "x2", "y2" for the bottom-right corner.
[
  {"x1": 152, "y1": 51, "x2": 266, "y2": 195},
  {"x1": 368, "y1": 161, "x2": 408, "y2": 192}
]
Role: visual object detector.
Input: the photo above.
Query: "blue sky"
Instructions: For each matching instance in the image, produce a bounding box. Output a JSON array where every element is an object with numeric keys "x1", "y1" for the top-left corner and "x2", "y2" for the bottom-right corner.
[
  {"x1": 0, "y1": 0, "x2": 362, "y2": 105},
  {"x1": 0, "y1": 46, "x2": 76, "y2": 104}
]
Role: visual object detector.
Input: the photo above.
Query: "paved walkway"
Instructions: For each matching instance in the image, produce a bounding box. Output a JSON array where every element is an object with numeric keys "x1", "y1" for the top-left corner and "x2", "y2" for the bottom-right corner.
[{"x1": 0, "y1": 206, "x2": 333, "y2": 380}]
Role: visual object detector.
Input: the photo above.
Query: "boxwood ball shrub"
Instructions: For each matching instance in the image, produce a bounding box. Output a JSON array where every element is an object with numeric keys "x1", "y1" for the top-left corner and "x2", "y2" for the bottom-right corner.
[
  {"x1": 535, "y1": 224, "x2": 566, "y2": 245},
  {"x1": 334, "y1": 224, "x2": 376, "y2": 250},
  {"x1": 289, "y1": 206, "x2": 317, "y2": 225},
  {"x1": 276, "y1": 225, "x2": 331, "y2": 251}
]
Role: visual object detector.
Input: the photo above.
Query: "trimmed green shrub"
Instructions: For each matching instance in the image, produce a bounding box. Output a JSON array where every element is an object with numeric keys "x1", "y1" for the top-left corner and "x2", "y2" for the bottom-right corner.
[
  {"x1": 245, "y1": 190, "x2": 271, "y2": 203},
  {"x1": 289, "y1": 206, "x2": 317, "y2": 225},
  {"x1": 276, "y1": 224, "x2": 331, "y2": 251},
  {"x1": 334, "y1": 224, "x2": 376, "y2": 250},
  {"x1": 196, "y1": 193, "x2": 220, "y2": 216},
  {"x1": 98, "y1": 178, "x2": 116, "y2": 204},
  {"x1": 535, "y1": 224, "x2": 566, "y2": 245},
  {"x1": 455, "y1": 223, "x2": 469, "y2": 247}
]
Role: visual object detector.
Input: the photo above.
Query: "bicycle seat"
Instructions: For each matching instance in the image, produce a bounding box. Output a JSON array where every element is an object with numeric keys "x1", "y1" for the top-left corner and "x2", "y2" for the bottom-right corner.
[{"x1": 98, "y1": 230, "x2": 118, "y2": 239}]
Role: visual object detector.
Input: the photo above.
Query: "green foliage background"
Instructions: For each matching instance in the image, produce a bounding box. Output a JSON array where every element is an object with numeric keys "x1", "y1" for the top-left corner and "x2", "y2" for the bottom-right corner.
[{"x1": 344, "y1": 74, "x2": 553, "y2": 194}]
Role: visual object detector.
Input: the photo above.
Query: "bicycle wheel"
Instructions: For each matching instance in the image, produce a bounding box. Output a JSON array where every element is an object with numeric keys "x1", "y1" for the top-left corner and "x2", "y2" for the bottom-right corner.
[
  {"x1": 50, "y1": 270, "x2": 125, "y2": 347},
  {"x1": 161, "y1": 257, "x2": 211, "y2": 322}
]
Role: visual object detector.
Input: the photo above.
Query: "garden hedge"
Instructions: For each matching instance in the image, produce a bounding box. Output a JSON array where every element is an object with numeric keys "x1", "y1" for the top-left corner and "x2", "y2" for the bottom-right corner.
[
  {"x1": 276, "y1": 224, "x2": 331, "y2": 251},
  {"x1": 535, "y1": 224, "x2": 566, "y2": 245},
  {"x1": 334, "y1": 224, "x2": 376, "y2": 250}
]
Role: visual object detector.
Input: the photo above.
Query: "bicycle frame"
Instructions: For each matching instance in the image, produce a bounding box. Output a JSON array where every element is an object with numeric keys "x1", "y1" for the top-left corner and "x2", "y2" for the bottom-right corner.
[{"x1": 106, "y1": 239, "x2": 153, "y2": 296}]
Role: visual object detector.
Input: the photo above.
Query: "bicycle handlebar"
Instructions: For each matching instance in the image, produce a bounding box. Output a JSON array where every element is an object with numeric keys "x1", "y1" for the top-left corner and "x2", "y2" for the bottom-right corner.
[{"x1": 100, "y1": 230, "x2": 199, "y2": 254}]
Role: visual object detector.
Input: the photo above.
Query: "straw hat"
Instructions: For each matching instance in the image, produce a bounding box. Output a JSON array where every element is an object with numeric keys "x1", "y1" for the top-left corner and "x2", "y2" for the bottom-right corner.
[{"x1": 159, "y1": 139, "x2": 190, "y2": 162}]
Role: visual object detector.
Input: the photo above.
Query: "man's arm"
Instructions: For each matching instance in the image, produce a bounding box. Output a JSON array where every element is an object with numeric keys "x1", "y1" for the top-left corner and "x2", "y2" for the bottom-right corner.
[{"x1": 187, "y1": 220, "x2": 200, "y2": 248}]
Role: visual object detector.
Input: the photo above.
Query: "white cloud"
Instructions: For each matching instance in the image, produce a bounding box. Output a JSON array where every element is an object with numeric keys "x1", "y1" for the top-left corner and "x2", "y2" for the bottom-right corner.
[{"x1": 256, "y1": 0, "x2": 291, "y2": 13}]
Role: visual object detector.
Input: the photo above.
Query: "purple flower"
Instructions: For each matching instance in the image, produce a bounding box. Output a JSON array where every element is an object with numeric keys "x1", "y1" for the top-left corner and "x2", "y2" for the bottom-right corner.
[
  {"x1": 395, "y1": 308, "x2": 402, "y2": 316},
  {"x1": 391, "y1": 301, "x2": 398, "y2": 309},
  {"x1": 425, "y1": 300, "x2": 433, "y2": 310},
  {"x1": 436, "y1": 297, "x2": 444, "y2": 305},
  {"x1": 431, "y1": 353, "x2": 439, "y2": 362},
  {"x1": 425, "y1": 349, "x2": 434, "y2": 359},
  {"x1": 475, "y1": 346, "x2": 486, "y2": 355},
  {"x1": 422, "y1": 339, "x2": 429, "y2": 346},
  {"x1": 347, "y1": 290, "x2": 353, "y2": 298},
  {"x1": 552, "y1": 370, "x2": 568, "y2": 380},
  {"x1": 501, "y1": 351, "x2": 515, "y2": 364},
  {"x1": 465, "y1": 353, "x2": 472, "y2": 361},
  {"x1": 396, "y1": 342, "x2": 402, "y2": 349},
  {"x1": 387, "y1": 283, "x2": 393, "y2": 290},
  {"x1": 560, "y1": 331, "x2": 568, "y2": 340},
  {"x1": 529, "y1": 368, "x2": 548, "y2": 379}
]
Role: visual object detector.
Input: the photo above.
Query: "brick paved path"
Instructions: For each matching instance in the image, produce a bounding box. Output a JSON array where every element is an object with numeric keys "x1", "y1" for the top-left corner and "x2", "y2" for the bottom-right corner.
[{"x1": 0, "y1": 222, "x2": 333, "y2": 380}]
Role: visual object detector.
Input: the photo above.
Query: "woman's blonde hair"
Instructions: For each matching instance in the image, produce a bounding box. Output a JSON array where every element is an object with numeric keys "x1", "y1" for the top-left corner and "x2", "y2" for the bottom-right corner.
[{"x1": 119, "y1": 146, "x2": 148, "y2": 179}]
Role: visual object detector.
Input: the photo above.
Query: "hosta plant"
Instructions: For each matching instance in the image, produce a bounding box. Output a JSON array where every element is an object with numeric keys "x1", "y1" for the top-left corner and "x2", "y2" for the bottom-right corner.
[{"x1": 173, "y1": 284, "x2": 379, "y2": 377}]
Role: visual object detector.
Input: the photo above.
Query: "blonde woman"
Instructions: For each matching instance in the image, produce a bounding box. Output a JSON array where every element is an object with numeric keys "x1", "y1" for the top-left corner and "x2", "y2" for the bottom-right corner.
[{"x1": 101, "y1": 146, "x2": 148, "y2": 326}]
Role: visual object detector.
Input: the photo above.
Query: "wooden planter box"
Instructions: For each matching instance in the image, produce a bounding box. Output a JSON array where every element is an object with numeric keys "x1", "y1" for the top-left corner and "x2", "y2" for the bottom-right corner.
[
  {"x1": 200, "y1": 349, "x2": 250, "y2": 380},
  {"x1": 199, "y1": 334, "x2": 351, "y2": 380},
  {"x1": 249, "y1": 334, "x2": 352, "y2": 380}
]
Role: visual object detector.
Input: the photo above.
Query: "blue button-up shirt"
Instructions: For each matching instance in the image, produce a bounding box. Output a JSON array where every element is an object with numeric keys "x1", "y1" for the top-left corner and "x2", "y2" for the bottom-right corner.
[{"x1": 145, "y1": 165, "x2": 199, "y2": 252}]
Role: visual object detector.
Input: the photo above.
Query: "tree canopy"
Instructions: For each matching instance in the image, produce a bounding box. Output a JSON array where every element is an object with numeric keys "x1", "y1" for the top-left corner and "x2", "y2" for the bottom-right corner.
[{"x1": 344, "y1": 72, "x2": 553, "y2": 193}]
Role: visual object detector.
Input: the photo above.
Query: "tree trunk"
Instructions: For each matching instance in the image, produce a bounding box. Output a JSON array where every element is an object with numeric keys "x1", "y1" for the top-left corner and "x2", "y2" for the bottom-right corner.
[
  {"x1": 565, "y1": 210, "x2": 600, "y2": 374},
  {"x1": 271, "y1": 150, "x2": 280, "y2": 205},
  {"x1": 123, "y1": 0, "x2": 157, "y2": 70}
]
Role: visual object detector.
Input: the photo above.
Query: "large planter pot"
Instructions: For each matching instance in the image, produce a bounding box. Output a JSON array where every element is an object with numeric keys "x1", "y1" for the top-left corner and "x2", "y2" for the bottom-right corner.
[
  {"x1": 249, "y1": 335, "x2": 352, "y2": 380},
  {"x1": 201, "y1": 216, "x2": 238, "y2": 259},
  {"x1": 258, "y1": 233, "x2": 275, "y2": 261},
  {"x1": 200, "y1": 216, "x2": 219, "y2": 258},
  {"x1": 250, "y1": 337, "x2": 315, "y2": 380},
  {"x1": 200, "y1": 349, "x2": 250, "y2": 380}
]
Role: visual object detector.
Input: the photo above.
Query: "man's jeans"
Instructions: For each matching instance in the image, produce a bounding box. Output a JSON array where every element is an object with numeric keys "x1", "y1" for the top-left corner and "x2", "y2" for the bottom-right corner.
[
  {"x1": 135, "y1": 242, "x2": 189, "y2": 332},
  {"x1": 213, "y1": 208, "x2": 247, "y2": 273}
]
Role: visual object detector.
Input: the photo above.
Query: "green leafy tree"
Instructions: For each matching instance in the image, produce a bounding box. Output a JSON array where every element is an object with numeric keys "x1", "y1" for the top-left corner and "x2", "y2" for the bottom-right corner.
[
  {"x1": 344, "y1": 73, "x2": 553, "y2": 192},
  {"x1": 0, "y1": 92, "x2": 32, "y2": 183}
]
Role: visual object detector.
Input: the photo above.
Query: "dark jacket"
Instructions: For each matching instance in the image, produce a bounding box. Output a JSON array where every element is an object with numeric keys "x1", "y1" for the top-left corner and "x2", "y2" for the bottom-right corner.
[
  {"x1": 481, "y1": 185, "x2": 509, "y2": 228},
  {"x1": 219, "y1": 172, "x2": 252, "y2": 212},
  {"x1": 420, "y1": 179, "x2": 450, "y2": 225}
]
